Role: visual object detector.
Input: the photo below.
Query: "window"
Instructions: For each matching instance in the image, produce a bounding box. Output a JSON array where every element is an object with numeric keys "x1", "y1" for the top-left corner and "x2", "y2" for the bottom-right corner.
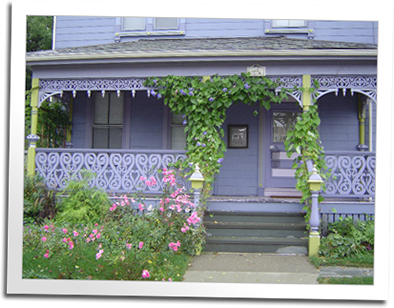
[
  {"x1": 170, "y1": 113, "x2": 186, "y2": 150},
  {"x1": 266, "y1": 20, "x2": 314, "y2": 38},
  {"x1": 272, "y1": 20, "x2": 306, "y2": 28},
  {"x1": 92, "y1": 92, "x2": 124, "y2": 149},
  {"x1": 272, "y1": 111, "x2": 299, "y2": 143},
  {"x1": 154, "y1": 18, "x2": 178, "y2": 30},
  {"x1": 122, "y1": 17, "x2": 145, "y2": 31},
  {"x1": 116, "y1": 17, "x2": 185, "y2": 41}
]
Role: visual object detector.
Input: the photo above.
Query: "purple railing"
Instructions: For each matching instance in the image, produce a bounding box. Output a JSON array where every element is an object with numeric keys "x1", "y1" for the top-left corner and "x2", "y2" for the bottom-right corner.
[
  {"x1": 35, "y1": 148, "x2": 189, "y2": 194},
  {"x1": 323, "y1": 151, "x2": 375, "y2": 198}
]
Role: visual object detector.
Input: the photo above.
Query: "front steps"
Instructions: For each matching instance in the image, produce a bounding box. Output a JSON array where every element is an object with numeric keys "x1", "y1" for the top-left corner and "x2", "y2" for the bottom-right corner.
[{"x1": 203, "y1": 201, "x2": 308, "y2": 254}]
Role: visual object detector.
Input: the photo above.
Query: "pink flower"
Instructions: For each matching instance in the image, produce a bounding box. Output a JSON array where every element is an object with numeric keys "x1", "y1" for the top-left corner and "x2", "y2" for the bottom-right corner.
[
  {"x1": 109, "y1": 203, "x2": 117, "y2": 211},
  {"x1": 138, "y1": 203, "x2": 145, "y2": 211},
  {"x1": 139, "y1": 242, "x2": 144, "y2": 249},
  {"x1": 159, "y1": 207, "x2": 164, "y2": 212},
  {"x1": 96, "y1": 249, "x2": 104, "y2": 260},
  {"x1": 96, "y1": 233, "x2": 101, "y2": 239},
  {"x1": 145, "y1": 180, "x2": 151, "y2": 187},
  {"x1": 92, "y1": 229, "x2": 98, "y2": 234},
  {"x1": 43, "y1": 225, "x2": 49, "y2": 231},
  {"x1": 126, "y1": 243, "x2": 132, "y2": 249},
  {"x1": 181, "y1": 228, "x2": 186, "y2": 233},
  {"x1": 44, "y1": 251, "x2": 49, "y2": 258},
  {"x1": 142, "y1": 270, "x2": 150, "y2": 278},
  {"x1": 41, "y1": 236, "x2": 47, "y2": 242},
  {"x1": 73, "y1": 231, "x2": 79, "y2": 236},
  {"x1": 140, "y1": 176, "x2": 146, "y2": 181},
  {"x1": 68, "y1": 241, "x2": 74, "y2": 249},
  {"x1": 187, "y1": 212, "x2": 201, "y2": 226},
  {"x1": 62, "y1": 228, "x2": 68, "y2": 234},
  {"x1": 169, "y1": 241, "x2": 181, "y2": 251},
  {"x1": 63, "y1": 237, "x2": 70, "y2": 243}
]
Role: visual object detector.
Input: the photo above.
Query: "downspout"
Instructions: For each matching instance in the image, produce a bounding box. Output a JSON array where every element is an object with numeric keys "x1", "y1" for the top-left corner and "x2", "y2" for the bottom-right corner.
[
  {"x1": 369, "y1": 98, "x2": 373, "y2": 152},
  {"x1": 52, "y1": 16, "x2": 56, "y2": 50}
]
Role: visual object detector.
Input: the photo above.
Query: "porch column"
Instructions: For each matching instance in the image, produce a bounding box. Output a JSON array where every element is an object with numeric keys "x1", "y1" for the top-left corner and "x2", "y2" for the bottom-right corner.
[
  {"x1": 27, "y1": 78, "x2": 40, "y2": 176},
  {"x1": 357, "y1": 95, "x2": 368, "y2": 151},
  {"x1": 302, "y1": 74, "x2": 312, "y2": 111}
]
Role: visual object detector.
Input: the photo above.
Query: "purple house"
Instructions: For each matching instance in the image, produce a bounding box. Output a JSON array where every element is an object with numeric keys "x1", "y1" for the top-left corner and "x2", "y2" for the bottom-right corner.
[{"x1": 25, "y1": 17, "x2": 377, "y2": 254}]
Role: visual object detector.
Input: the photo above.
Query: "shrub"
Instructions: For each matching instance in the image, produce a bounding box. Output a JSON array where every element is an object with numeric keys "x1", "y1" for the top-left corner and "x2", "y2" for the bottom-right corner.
[
  {"x1": 319, "y1": 216, "x2": 374, "y2": 258},
  {"x1": 55, "y1": 172, "x2": 111, "y2": 225},
  {"x1": 24, "y1": 174, "x2": 56, "y2": 224},
  {"x1": 23, "y1": 168, "x2": 206, "y2": 281}
]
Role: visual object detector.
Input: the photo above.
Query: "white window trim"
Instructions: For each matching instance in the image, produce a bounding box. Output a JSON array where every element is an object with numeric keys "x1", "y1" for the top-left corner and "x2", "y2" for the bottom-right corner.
[{"x1": 265, "y1": 20, "x2": 314, "y2": 38}]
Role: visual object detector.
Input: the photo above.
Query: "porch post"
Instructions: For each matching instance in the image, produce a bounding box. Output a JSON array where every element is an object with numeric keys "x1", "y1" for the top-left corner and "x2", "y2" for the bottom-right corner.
[
  {"x1": 307, "y1": 165, "x2": 323, "y2": 257},
  {"x1": 27, "y1": 78, "x2": 40, "y2": 176},
  {"x1": 357, "y1": 95, "x2": 368, "y2": 151},
  {"x1": 302, "y1": 74, "x2": 312, "y2": 111}
]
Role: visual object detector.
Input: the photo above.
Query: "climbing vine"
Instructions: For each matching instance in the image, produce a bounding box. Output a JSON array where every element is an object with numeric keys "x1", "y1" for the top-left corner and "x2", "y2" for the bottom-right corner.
[
  {"x1": 145, "y1": 73, "x2": 288, "y2": 203},
  {"x1": 284, "y1": 83, "x2": 330, "y2": 223},
  {"x1": 145, "y1": 74, "x2": 328, "y2": 212}
]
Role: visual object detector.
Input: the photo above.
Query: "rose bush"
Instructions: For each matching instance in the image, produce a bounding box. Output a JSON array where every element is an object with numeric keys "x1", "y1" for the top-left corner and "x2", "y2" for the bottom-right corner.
[{"x1": 23, "y1": 168, "x2": 205, "y2": 281}]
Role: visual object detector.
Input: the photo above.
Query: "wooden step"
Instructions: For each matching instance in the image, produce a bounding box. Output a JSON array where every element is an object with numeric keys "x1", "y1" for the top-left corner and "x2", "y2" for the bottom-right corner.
[{"x1": 204, "y1": 236, "x2": 308, "y2": 254}]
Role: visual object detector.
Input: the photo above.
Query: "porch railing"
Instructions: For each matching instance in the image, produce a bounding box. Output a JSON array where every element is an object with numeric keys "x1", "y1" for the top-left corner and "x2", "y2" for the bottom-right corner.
[
  {"x1": 323, "y1": 151, "x2": 375, "y2": 199},
  {"x1": 35, "y1": 148, "x2": 189, "y2": 194}
]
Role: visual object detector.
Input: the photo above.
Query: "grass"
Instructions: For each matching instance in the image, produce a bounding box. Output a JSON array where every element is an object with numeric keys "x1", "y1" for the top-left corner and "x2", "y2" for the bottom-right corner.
[
  {"x1": 309, "y1": 252, "x2": 374, "y2": 285},
  {"x1": 318, "y1": 276, "x2": 373, "y2": 285},
  {"x1": 310, "y1": 252, "x2": 374, "y2": 268}
]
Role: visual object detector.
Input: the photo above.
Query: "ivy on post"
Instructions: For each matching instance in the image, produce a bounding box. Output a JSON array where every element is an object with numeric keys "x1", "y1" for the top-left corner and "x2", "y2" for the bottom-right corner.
[{"x1": 27, "y1": 78, "x2": 40, "y2": 176}]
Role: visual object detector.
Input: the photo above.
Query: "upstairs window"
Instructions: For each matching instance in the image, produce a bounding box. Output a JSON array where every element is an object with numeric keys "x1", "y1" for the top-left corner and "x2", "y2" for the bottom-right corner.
[
  {"x1": 154, "y1": 18, "x2": 179, "y2": 30},
  {"x1": 266, "y1": 20, "x2": 314, "y2": 38},
  {"x1": 116, "y1": 17, "x2": 185, "y2": 41},
  {"x1": 272, "y1": 20, "x2": 306, "y2": 28},
  {"x1": 122, "y1": 17, "x2": 145, "y2": 31}
]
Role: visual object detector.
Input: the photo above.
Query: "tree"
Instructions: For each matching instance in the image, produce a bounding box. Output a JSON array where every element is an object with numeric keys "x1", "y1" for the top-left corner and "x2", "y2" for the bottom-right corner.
[{"x1": 26, "y1": 16, "x2": 53, "y2": 90}]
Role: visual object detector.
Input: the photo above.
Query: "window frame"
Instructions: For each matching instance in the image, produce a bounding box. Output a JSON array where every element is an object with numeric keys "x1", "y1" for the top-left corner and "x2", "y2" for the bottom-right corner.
[
  {"x1": 265, "y1": 20, "x2": 314, "y2": 38},
  {"x1": 116, "y1": 17, "x2": 185, "y2": 42},
  {"x1": 92, "y1": 92, "x2": 125, "y2": 149}
]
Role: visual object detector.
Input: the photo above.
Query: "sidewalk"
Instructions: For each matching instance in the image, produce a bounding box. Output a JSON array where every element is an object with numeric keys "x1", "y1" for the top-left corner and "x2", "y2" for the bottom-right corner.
[
  {"x1": 183, "y1": 252, "x2": 320, "y2": 284},
  {"x1": 182, "y1": 252, "x2": 374, "y2": 284}
]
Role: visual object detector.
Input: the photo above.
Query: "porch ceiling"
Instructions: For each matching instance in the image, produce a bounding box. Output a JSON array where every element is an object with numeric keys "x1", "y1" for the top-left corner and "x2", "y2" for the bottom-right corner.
[{"x1": 26, "y1": 36, "x2": 377, "y2": 65}]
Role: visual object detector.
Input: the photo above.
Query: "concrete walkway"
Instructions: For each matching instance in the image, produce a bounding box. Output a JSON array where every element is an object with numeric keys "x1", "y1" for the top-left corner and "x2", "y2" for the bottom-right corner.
[
  {"x1": 183, "y1": 252, "x2": 320, "y2": 284},
  {"x1": 183, "y1": 252, "x2": 374, "y2": 284}
]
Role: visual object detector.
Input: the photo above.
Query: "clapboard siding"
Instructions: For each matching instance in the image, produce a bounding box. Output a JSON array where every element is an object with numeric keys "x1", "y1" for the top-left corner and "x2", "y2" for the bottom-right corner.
[
  {"x1": 55, "y1": 17, "x2": 116, "y2": 48},
  {"x1": 129, "y1": 96, "x2": 164, "y2": 149},
  {"x1": 70, "y1": 94, "x2": 88, "y2": 148},
  {"x1": 318, "y1": 94, "x2": 360, "y2": 151},
  {"x1": 213, "y1": 103, "x2": 259, "y2": 196},
  {"x1": 54, "y1": 17, "x2": 378, "y2": 48}
]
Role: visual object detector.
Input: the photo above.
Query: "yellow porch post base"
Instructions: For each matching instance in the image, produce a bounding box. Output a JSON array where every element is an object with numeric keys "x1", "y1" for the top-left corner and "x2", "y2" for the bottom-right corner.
[
  {"x1": 27, "y1": 145, "x2": 37, "y2": 176},
  {"x1": 309, "y1": 231, "x2": 320, "y2": 257}
]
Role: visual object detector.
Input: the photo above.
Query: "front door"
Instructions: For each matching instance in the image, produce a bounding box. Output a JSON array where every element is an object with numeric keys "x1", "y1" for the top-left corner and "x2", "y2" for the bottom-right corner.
[{"x1": 264, "y1": 103, "x2": 301, "y2": 194}]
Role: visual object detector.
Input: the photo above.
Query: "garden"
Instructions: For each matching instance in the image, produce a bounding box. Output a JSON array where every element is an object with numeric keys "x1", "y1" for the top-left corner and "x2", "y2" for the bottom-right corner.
[{"x1": 23, "y1": 168, "x2": 206, "y2": 281}]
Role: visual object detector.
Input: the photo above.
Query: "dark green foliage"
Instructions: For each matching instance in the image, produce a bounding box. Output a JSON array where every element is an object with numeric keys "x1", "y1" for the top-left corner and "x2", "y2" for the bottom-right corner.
[
  {"x1": 319, "y1": 216, "x2": 374, "y2": 258},
  {"x1": 55, "y1": 173, "x2": 111, "y2": 225},
  {"x1": 25, "y1": 91, "x2": 71, "y2": 150},
  {"x1": 24, "y1": 174, "x2": 56, "y2": 224}
]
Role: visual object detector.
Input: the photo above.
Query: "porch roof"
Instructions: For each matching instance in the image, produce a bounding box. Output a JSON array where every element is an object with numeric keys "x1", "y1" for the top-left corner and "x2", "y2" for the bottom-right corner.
[{"x1": 26, "y1": 36, "x2": 377, "y2": 65}]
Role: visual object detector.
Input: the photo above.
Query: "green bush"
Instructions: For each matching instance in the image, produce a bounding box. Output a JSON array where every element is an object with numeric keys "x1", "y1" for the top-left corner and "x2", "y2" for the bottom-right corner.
[
  {"x1": 55, "y1": 172, "x2": 111, "y2": 225},
  {"x1": 319, "y1": 216, "x2": 374, "y2": 258},
  {"x1": 24, "y1": 174, "x2": 56, "y2": 224},
  {"x1": 23, "y1": 168, "x2": 206, "y2": 281}
]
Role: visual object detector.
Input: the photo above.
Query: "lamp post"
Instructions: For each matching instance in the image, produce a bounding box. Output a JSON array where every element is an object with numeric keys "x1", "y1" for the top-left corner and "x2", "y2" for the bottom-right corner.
[
  {"x1": 307, "y1": 165, "x2": 323, "y2": 257},
  {"x1": 189, "y1": 164, "x2": 205, "y2": 211}
]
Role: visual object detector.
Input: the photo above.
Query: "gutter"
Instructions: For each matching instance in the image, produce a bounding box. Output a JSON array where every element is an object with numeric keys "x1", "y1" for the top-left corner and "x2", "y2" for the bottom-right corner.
[{"x1": 26, "y1": 49, "x2": 377, "y2": 64}]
